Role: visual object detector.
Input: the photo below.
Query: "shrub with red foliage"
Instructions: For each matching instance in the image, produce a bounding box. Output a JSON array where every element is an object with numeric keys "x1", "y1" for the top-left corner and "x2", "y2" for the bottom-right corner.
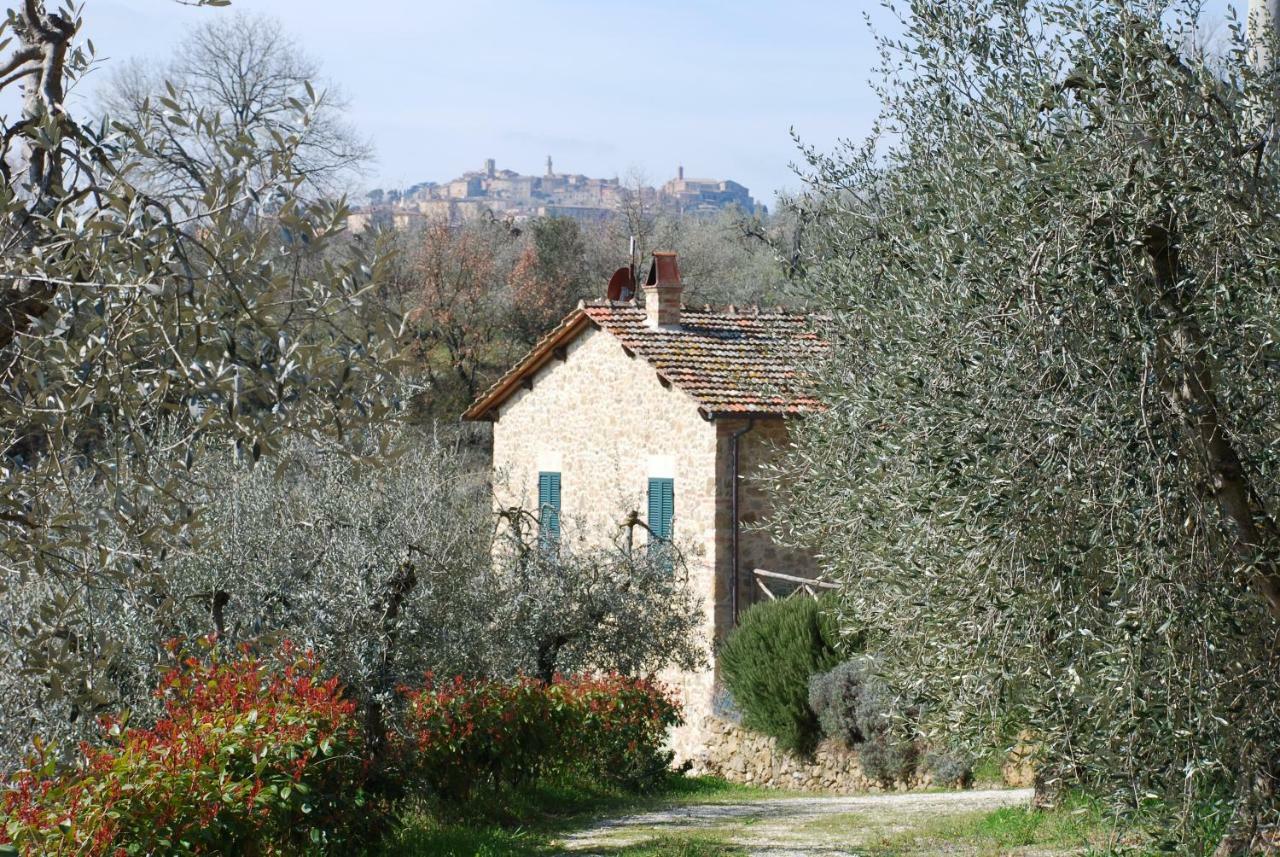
[
  {"x1": 0, "y1": 640, "x2": 368, "y2": 856},
  {"x1": 395, "y1": 673, "x2": 680, "y2": 798},
  {"x1": 1, "y1": 647, "x2": 682, "y2": 855},
  {"x1": 558, "y1": 674, "x2": 682, "y2": 789}
]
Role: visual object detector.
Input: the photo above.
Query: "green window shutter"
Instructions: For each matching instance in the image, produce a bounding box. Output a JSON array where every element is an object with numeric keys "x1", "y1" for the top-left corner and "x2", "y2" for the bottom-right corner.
[
  {"x1": 647, "y1": 477, "x2": 675, "y2": 571},
  {"x1": 538, "y1": 471, "x2": 561, "y2": 547},
  {"x1": 647, "y1": 477, "x2": 674, "y2": 541}
]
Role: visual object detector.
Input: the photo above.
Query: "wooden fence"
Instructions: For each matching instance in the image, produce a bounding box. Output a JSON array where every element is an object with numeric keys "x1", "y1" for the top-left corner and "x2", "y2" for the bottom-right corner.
[{"x1": 752, "y1": 568, "x2": 839, "y2": 602}]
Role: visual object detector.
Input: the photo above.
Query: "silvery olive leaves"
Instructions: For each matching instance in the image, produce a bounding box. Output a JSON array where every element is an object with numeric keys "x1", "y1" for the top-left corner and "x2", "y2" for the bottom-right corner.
[
  {"x1": 778, "y1": 0, "x2": 1280, "y2": 845},
  {"x1": 0, "y1": 1, "x2": 402, "y2": 761}
]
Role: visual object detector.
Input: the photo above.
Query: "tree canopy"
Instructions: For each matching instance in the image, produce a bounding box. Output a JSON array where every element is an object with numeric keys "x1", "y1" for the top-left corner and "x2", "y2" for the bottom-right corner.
[
  {"x1": 98, "y1": 11, "x2": 371, "y2": 203},
  {"x1": 778, "y1": 0, "x2": 1280, "y2": 848},
  {"x1": 0, "y1": 0, "x2": 400, "y2": 756}
]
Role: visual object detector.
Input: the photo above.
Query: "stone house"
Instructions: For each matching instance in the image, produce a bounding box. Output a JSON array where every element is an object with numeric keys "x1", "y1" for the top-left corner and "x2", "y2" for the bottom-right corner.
[{"x1": 462, "y1": 252, "x2": 825, "y2": 754}]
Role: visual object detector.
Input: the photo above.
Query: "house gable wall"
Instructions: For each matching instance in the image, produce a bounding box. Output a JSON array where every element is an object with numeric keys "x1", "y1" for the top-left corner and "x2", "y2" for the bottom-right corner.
[
  {"x1": 491, "y1": 326, "x2": 721, "y2": 750},
  {"x1": 492, "y1": 325, "x2": 716, "y2": 544},
  {"x1": 490, "y1": 327, "x2": 820, "y2": 759}
]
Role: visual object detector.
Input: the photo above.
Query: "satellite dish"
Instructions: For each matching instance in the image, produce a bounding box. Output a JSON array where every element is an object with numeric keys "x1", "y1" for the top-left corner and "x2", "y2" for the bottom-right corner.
[{"x1": 606, "y1": 266, "x2": 635, "y2": 302}]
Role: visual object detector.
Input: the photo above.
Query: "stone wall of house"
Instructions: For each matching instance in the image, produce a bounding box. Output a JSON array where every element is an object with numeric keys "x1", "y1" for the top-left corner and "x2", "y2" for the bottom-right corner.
[
  {"x1": 490, "y1": 325, "x2": 721, "y2": 758},
  {"x1": 685, "y1": 717, "x2": 932, "y2": 793},
  {"x1": 714, "y1": 419, "x2": 821, "y2": 624},
  {"x1": 489, "y1": 327, "x2": 826, "y2": 761}
]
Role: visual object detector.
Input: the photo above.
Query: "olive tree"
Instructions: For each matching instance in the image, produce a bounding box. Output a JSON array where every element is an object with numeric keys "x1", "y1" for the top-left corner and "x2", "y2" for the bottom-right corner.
[
  {"x1": 487, "y1": 505, "x2": 705, "y2": 684},
  {"x1": 0, "y1": 1, "x2": 400, "y2": 762},
  {"x1": 0, "y1": 422, "x2": 705, "y2": 766},
  {"x1": 148, "y1": 430, "x2": 493, "y2": 768},
  {"x1": 777, "y1": 0, "x2": 1280, "y2": 849},
  {"x1": 175, "y1": 436, "x2": 704, "y2": 703}
]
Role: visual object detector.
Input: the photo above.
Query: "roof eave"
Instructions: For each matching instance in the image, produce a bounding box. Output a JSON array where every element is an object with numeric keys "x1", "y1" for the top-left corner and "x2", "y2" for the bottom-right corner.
[
  {"x1": 700, "y1": 407, "x2": 823, "y2": 421},
  {"x1": 461, "y1": 310, "x2": 594, "y2": 421}
]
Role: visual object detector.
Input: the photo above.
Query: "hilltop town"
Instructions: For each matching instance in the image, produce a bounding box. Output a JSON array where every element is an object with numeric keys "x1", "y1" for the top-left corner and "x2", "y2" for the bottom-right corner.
[{"x1": 349, "y1": 158, "x2": 761, "y2": 231}]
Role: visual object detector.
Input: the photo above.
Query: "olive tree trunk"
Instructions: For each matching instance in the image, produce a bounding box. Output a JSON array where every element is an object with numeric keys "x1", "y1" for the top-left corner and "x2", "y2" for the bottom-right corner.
[
  {"x1": 1206, "y1": 8, "x2": 1280, "y2": 854},
  {"x1": 0, "y1": 2, "x2": 74, "y2": 356}
]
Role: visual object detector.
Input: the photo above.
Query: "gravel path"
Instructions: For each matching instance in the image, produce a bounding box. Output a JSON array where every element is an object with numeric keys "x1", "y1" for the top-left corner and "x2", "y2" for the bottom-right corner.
[{"x1": 559, "y1": 787, "x2": 1035, "y2": 856}]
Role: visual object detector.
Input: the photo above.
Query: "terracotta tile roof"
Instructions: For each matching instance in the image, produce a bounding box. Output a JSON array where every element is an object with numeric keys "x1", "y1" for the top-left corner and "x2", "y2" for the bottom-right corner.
[
  {"x1": 581, "y1": 304, "x2": 825, "y2": 416},
  {"x1": 463, "y1": 301, "x2": 826, "y2": 421}
]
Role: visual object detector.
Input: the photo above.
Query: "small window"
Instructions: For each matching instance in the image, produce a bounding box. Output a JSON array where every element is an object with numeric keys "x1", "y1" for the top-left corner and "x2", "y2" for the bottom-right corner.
[
  {"x1": 538, "y1": 471, "x2": 561, "y2": 548},
  {"x1": 647, "y1": 477, "x2": 674, "y2": 567}
]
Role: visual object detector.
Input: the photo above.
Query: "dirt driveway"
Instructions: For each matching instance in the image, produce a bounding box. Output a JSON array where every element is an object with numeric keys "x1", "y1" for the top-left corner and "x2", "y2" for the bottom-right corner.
[{"x1": 559, "y1": 787, "x2": 1040, "y2": 856}]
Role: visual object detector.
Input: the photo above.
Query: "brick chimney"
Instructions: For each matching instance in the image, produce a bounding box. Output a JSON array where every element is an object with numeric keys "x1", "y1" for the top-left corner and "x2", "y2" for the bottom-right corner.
[{"x1": 643, "y1": 252, "x2": 682, "y2": 329}]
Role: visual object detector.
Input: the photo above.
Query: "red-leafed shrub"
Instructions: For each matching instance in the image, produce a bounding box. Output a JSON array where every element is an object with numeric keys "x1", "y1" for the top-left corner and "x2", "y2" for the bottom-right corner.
[
  {"x1": 0, "y1": 641, "x2": 368, "y2": 856},
  {"x1": 396, "y1": 675, "x2": 560, "y2": 798},
  {"x1": 2, "y1": 649, "x2": 682, "y2": 855},
  {"x1": 395, "y1": 673, "x2": 680, "y2": 799},
  {"x1": 557, "y1": 674, "x2": 682, "y2": 790}
]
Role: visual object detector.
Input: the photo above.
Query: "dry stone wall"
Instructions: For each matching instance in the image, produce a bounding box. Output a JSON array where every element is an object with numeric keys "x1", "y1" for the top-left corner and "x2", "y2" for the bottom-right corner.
[{"x1": 685, "y1": 717, "x2": 932, "y2": 793}]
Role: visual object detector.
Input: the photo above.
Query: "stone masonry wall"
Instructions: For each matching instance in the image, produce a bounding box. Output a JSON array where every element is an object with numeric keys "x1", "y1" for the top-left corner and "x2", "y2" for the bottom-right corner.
[
  {"x1": 490, "y1": 326, "x2": 720, "y2": 758},
  {"x1": 686, "y1": 717, "x2": 931, "y2": 793},
  {"x1": 689, "y1": 717, "x2": 1036, "y2": 794},
  {"x1": 714, "y1": 418, "x2": 820, "y2": 625}
]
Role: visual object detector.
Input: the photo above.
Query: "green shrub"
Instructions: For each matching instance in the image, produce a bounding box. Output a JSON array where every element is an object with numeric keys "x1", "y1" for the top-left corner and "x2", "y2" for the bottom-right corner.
[
  {"x1": 924, "y1": 752, "x2": 974, "y2": 789},
  {"x1": 861, "y1": 733, "x2": 920, "y2": 786},
  {"x1": 808, "y1": 657, "x2": 933, "y2": 786},
  {"x1": 847, "y1": 662, "x2": 920, "y2": 786},
  {"x1": 394, "y1": 673, "x2": 680, "y2": 798},
  {"x1": 718, "y1": 596, "x2": 842, "y2": 755},
  {"x1": 807, "y1": 659, "x2": 866, "y2": 746}
]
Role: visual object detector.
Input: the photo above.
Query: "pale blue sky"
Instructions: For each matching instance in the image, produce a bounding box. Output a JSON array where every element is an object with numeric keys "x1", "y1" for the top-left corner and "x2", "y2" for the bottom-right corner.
[{"x1": 54, "y1": 1, "x2": 1240, "y2": 204}]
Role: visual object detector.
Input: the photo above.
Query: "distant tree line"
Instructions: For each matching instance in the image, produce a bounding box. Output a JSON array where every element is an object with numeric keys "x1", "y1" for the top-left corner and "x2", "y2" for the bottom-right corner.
[{"x1": 383, "y1": 207, "x2": 808, "y2": 423}]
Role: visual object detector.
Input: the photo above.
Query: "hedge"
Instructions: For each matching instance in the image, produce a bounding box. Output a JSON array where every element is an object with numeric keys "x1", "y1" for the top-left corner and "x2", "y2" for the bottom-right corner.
[
  {"x1": 1, "y1": 646, "x2": 680, "y2": 856},
  {"x1": 396, "y1": 672, "x2": 680, "y2": 797},
  {"x1": 1, "y1": 641, "x2": 369, "y2": 856}
]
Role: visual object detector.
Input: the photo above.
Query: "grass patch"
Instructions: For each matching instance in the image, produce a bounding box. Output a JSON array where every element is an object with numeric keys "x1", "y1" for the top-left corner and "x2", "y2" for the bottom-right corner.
[
  {"x1": 970, "y1": 752, "x2": 1008, "y2": 786},
  {"x1": 870, "y1": 795, "x2": 1119, "y2": 855},
  {"x1": 590, "y1": 833, "x2": 748, "y2": 855},
  {"x1": 379, "y1": 821, "x2": 545, "y2": 857},
  {"x1": 369, "y1": 774, "x2": 771, "y2": 856}
]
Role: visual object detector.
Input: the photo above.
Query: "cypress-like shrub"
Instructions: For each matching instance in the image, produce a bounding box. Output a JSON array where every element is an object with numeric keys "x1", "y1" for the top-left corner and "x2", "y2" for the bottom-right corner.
[{"x1": 718, "y1": 595, "x2": 843, "y2": 755}]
